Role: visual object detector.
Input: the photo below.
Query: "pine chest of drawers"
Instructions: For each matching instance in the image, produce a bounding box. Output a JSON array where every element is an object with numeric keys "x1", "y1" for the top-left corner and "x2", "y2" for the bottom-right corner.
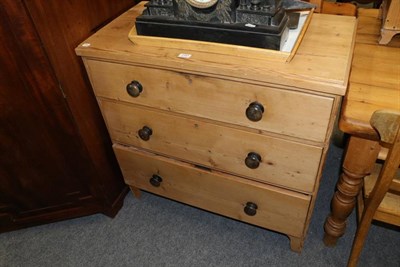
[{"x1": 76, "y1": 3, "x2": 356, "y2": 252}]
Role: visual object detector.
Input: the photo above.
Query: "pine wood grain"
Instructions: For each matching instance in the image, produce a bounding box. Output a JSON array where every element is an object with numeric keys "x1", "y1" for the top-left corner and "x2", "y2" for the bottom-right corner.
[
  {"x1": 113, "y1": 145, "x2": 311, "y2": 238},
  {"x1": 76, "y1": 2, "x2": 356, "y2": 96},
  {"x1": 324, "y1": 8, "x2": 400, "y2": 248},
  {"x1": 101, "y1": 100, "x2": 323, "y2": 193},
  {"x1": 86, "y1": 59, "x2": 334, "y2": 143},
  {"x1": 339, "y1": 9, "x2": 400, "y2": 138},
  {"x1": 77, "y1": 2, "x2": 355, "y2": 251}
]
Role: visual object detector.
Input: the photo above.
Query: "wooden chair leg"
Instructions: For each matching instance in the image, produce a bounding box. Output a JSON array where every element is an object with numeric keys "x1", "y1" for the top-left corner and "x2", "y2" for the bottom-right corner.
[
  {"x1": 348, "y1": 148, "x2": 400, "y2": 266},
  {"x1": 347, "y1": 189, "x2": 387, "y2": 267}
]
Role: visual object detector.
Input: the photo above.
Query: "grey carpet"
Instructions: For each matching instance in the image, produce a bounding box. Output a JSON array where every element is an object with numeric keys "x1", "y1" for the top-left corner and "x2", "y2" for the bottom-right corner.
[{"x1": 1, "y1": 144, "x2": 399, "y2": 267}]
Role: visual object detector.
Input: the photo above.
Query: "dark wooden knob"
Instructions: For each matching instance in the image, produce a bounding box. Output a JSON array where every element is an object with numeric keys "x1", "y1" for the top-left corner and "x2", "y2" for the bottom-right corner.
[
  {"x1": 245, "y1": 152, "x2": 261, "y2": 169},
  {"x1": 138, "y1": 126, "x2": 152, "y2": 141},
  {"x1": 244, "y1": 202, "x2": 258, "y2": 216},
  {"x1": 126, "y1": 80, "x2": 143, "y2": 97},
  {"x1": 149, "y1": 174, "x2": 162, "y2": 187},
  {"x1": 246, "y1": 102, "x2": 264, "y2": 122}
]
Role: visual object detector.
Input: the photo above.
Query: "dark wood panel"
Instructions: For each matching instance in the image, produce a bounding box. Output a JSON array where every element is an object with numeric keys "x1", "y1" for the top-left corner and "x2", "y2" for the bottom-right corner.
[
  {"x1": 0, "y1": 0, "x2": 135, "y2": 232},
  {"x1": 23, "y1": 0, "x2": 135, "y2": 214},
  {"x1": 0, "y1": 0, "x2": 93, "y2": 214}
]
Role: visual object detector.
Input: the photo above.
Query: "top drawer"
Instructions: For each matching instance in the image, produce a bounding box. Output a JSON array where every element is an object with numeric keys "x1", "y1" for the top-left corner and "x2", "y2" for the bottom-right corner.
[{"x1": 85, "y1": 60, "x2": 334, "y2": 142}]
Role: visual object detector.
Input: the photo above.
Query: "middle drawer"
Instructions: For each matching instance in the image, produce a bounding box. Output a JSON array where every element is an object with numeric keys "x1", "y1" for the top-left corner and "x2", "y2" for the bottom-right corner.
[{"x1": 101, "y1": 100, "x2": 322, "y2": 193}]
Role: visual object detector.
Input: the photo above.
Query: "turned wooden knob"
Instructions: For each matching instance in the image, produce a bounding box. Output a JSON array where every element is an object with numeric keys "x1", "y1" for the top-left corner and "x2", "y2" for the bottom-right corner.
[
  {"x1": 244, "y1": 202, "x2": 258, "y2": 216},
  {"x1": 138, "y1": 126, "x2": 152, "y2": 141},
  {"x1": 149, "y1": 174, "x2": 163, "y2": 187},
  {"x1": 246, "y1": 102, "x2": 264, "y2": 122},
  {"x1": 245, "y1": 152, "x2": 262, "y2": 169},
  {"x1": 126, "y1": 80, "x2": 143, "y2": 97}
]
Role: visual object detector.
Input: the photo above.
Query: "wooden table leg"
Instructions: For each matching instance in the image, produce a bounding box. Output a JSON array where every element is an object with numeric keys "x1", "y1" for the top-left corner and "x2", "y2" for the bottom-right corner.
[{"x1": 323, "y1": 136, "x2": 380, "y2": 246}]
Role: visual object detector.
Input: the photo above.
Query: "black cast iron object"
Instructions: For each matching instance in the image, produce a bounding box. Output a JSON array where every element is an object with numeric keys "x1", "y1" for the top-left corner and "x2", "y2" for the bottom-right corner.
[{"x1": 135, "y1": 0, "x2": 314, "y2": 50}]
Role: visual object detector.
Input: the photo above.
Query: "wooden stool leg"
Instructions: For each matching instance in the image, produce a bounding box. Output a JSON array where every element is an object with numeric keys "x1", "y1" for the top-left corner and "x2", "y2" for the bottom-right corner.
[{"x1": 323, "y1": 136, "x2": 380, "y2": 246}]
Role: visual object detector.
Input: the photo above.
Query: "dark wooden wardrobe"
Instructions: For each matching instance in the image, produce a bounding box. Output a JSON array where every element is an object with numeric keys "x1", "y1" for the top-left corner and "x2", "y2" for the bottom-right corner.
[{"x1": 0, "y1": 0, "x2": 135, "y2": 232}]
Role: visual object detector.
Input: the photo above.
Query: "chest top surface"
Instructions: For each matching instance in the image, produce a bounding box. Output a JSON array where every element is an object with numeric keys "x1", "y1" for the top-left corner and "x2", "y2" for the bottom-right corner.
[{"x1": 76, "y1": 2, "x2": 357, "y2": 96}]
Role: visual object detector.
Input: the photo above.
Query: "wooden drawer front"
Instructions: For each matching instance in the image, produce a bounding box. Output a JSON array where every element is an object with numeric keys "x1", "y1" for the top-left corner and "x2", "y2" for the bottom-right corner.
[
  {"x1": 86, "y1": 60, "x2": 334, "y2": 142},
  {"x1": 101, "y1": 100, "x2": 323, "y2": 193},
  {"x1": 113, "y1": 145, "x2": 311, "y2": 237}
]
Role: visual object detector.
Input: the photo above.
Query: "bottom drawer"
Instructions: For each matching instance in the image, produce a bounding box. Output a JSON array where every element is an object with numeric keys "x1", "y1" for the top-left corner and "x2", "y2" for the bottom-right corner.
[{"x1": 113, "y1": 144, "x2": 311, "y2": 238}]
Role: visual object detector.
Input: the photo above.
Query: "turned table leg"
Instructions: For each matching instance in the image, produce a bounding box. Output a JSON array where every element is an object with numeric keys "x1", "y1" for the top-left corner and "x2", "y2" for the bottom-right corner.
[{"x1": 323, "y1": 136, "x2": 380, "y2": 246}]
